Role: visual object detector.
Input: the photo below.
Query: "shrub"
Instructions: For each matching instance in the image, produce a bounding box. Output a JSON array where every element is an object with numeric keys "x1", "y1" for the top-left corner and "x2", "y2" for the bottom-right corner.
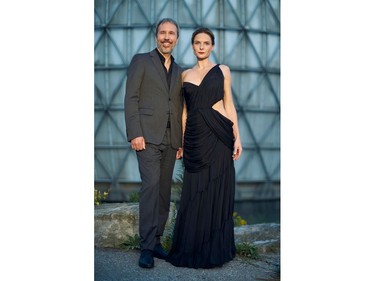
[
  {"x1": 128, "y1": 191, "x2": 140, "y2": 202},
  {"x1": 233, "y1": 212, "x2": 248, "y2": 226},
  {"x1": 94, "y1": 189, "x2": 108, "y2": 205},
  {"x1": 236, "y1": 242, "x2": 260, "y2": 260},
  {"x1": 120, "y1": 234, "x2": 140, "y2": 250}
]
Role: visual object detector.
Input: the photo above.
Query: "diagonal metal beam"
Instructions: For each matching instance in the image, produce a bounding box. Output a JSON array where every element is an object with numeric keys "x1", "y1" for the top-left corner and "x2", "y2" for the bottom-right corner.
[
  {"x1": 246, "y1": 0, "x2": 262, "y2": 25},
  {"x1": 95, "y1": 152, "x2": 112, "y2": 179},
  {"x1": 134, "y1": 28, "x2": 154, "y2": 54},
  {"x1": 239, "y1": 123, "x2": 272, "y2": 182},
  {"x1": 133, "y1": 0, "x2": 152, "y2": 24},
  {"x1": 224, "y1": 0, "x2": 245, "y2": 28},
  {"x1": 244, "y1": 73, "x2": 266, "y2": 104},
  {"x1": 257, "y1": 112, "x2": 280, "y2": 145},
  {"x1": 95, "y1": 83, "x2": 106, "y2": 108},
  {"x1": 105, "y1": 0, "x2": 126, "y2": 26},
  {"x1": 244, "y1": 31, "x2": 265, "y2": 68},
  {"x1": 201, "y1": 0, "x2": 217, "y2": 23},
  {"x1": 263, "y1": 71, "x2": 280, "y2": 107},
  {"x1": 105, "y1": 29, "x2": 126, "y2": 64},
  {"x1": 269, "y1": 159, "x2": 280, "y2": 181},
  {"x1": 180, "y1": 0, "x2": 199, "y2": 26},
  {"x1": 266, "y1": 39, "x2": 280, "y2": 67},
  {"x1": 232, "y1": 88, "x2": 271, "y2": 181},
  {"x1": 106, "y1": 110, "x2": 127, "y2": 141},
  {"x1": 94, "y1": 109, "x2": 107, "y2": 138},
  {"x1": 94, "y1": 29, "x2": 105, "y2": 49},
  {"x1": 94, "y1": 7, "x2": 104, "y2": 25},
  {"x1": 94, "y1": 85, "x2": 108, "y2": 138},
  {"x1": 265, "y1": 0, "x2": 280, "y2": 26},
  {"x1": 111, "y1": 149, "x2": 133, "y2": 185},
  {"x1": 154, "y1": 1, "x2": 171, "y2": 26},
  {"x1": 221, "y1": 31, "x2": 247, "y2": 65},
  {"x1": 243, "y1": 31, "x2": 280, "y2": 108},
  {"x1": 107, "y1": 71, "x2": 127, "y2": 108}
]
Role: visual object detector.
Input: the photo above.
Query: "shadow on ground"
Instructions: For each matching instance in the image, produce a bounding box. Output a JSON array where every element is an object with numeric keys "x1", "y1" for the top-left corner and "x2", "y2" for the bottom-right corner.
[{"x1": 95, "y1": 247, "x2": 280, "y2": 281}]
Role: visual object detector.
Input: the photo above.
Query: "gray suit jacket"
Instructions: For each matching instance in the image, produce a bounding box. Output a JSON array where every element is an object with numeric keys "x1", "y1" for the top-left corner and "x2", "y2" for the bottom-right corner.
[{"x1": 125, "y1": 49, "x2": 183, "y2": 149}]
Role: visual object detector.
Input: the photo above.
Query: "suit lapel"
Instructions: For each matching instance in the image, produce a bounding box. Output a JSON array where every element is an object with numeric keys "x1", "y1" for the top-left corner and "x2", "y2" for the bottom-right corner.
[{"x1": 150, "y1": 50, "x2": 169, "y2": 93}]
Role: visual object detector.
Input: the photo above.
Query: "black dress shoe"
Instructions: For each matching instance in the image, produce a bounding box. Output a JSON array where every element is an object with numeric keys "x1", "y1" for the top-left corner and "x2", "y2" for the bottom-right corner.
[
  {"x1": 139, "y1": 250, "x2": 154, "y2": 268},
  {"x1": 153, "y1": 244, "x2": 168, "y2": 259}
]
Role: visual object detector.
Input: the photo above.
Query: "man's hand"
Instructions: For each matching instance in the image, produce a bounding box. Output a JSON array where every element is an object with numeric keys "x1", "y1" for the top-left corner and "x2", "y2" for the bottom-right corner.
[{"x1": 131, "y1": 136, "x2": 146, "y2": 151}]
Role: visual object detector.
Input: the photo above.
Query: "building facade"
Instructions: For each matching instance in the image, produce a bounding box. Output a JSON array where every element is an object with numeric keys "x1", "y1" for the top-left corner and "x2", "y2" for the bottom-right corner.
[{"x1": 94, "y1": 0, "x2": 280, "y2": 200}]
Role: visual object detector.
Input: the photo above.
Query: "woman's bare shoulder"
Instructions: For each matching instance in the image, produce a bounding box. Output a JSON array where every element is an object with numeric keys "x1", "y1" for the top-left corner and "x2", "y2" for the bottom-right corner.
[
  {"x1": 182, "y1": 68, "x2": 195, "y2": 80},
  {"x1": 219, "y1": 64, "x2": 231, "y2": 79},
  {"x1": 182, "y1": 68, "x2": 191, "y2": 77},
  {"x1": 218, "y1": 64, "x2": 230, "y2": 73}
]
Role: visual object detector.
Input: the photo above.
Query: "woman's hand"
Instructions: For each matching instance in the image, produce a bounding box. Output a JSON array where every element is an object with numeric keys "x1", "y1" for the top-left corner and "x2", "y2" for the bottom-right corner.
[
  {"x1": 176, "y1": 147, "x2": 184, "y2": 159},
  {"x1": 232, "y1": 138, "x2": 242, "y2": 160}
]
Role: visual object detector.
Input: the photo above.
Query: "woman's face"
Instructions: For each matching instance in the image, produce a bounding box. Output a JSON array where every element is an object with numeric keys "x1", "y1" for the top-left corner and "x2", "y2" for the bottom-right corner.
[{"x1": 192, "y1": 33, "x2": 214, "y2": 60}]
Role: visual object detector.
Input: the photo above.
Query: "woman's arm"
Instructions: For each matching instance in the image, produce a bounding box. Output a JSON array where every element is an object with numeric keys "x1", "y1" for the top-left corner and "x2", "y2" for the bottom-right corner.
[
  {"x1": 220, "y1": 65, "x2": 242, "y2": 160},
  {"x1": 176, "y1": 70, "x2": 189, "y2": 159}
]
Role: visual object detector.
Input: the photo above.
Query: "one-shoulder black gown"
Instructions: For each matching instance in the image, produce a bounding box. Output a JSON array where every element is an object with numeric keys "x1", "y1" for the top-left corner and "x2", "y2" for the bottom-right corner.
[{"x1": 166, "y1": 65, "x2": 236, "y2": 268}]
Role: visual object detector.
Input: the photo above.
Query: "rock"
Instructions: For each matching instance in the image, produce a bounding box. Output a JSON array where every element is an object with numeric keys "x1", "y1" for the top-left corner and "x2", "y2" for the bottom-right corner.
[
  {"x1": 234, "y1": 223, "x2": 280, "y2": 253},
  {"x1": 95, "y1": 203, "x2": 280, "y2": 254},
  {"x1": 94, "y1": 202, "x2": 176, "y2": 248}
]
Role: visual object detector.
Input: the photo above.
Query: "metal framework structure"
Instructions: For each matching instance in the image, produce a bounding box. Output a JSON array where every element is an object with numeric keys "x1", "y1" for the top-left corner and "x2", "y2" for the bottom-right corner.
[{"x1": 94, "y1": 0, "x2": 280, "y2": 191}]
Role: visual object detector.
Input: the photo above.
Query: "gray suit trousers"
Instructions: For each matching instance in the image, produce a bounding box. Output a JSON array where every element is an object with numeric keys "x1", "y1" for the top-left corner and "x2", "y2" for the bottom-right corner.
[{"x1": 136, "y1": 128, "x2": 176, "y2": 251}]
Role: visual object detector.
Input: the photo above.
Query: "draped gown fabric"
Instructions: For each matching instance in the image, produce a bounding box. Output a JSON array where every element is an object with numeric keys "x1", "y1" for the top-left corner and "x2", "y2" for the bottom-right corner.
[{"x1": 166, "y1": 64, "x2": 236, "y2": 268}]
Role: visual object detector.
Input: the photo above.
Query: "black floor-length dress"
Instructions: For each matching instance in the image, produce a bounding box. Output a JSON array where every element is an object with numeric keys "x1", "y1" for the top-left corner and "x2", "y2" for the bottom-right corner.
[{"x1": 166, "y1": 64, "x2": 236, "y2": 268}]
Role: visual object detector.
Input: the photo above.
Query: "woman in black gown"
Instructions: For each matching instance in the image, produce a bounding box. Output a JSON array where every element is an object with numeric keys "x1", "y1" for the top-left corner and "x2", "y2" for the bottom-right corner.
[{"x1": 166, "y1": 27, "x2": 242, "y2": 268}]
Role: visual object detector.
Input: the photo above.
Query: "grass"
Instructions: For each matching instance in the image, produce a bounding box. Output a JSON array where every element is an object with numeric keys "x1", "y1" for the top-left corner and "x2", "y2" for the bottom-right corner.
[
  {"x1": 128, "y1": 191, "x2": 140, "y2": 202},
  {"x1": 120, "y1": 234, "x2": 140, "y2": 250},
  {"x1": 121, "y1": 232, "x2": 260, "y2": 261},
  {"x1": 235, "y1": 242, "x2": 260, "y2": 260}
]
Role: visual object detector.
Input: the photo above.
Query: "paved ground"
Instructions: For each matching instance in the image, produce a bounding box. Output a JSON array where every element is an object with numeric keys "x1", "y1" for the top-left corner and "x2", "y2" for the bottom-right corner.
[{"x1": 95, "y1": 247, "x2": 280, "y2": 281}]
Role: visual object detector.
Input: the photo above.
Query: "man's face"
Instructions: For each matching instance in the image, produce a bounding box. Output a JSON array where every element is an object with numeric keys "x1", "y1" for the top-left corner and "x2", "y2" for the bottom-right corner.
[{"x1": 156, "y1": 22, "x2": 178, "y2": 55}]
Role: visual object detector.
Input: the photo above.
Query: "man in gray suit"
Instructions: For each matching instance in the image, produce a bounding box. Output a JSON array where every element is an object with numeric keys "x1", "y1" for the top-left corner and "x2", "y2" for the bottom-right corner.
[{"x1": 124, "y1": 18, "x2": 183, "y2": 269}]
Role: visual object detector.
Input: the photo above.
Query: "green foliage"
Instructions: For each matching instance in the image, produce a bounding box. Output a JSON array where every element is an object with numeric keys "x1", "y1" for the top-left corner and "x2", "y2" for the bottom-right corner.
[
  {"x1": 119, "y1": 205, "x2": 177, "y2": 252},
  {"x1": 94, "y1": 189, "x2": 108, "y2": 205},
  {"x1": 233, "y1": 212, "x2": 248, "y2": 226},
  {"x1": 161, "y1": 230, "x2": 173, "y2": 252},
  {"x1": 161, "y1": 208, "x2": 177, "y2": 251},
  {"x1": 128, "y1": 191, "x2": 140, "y2": 202},
  {"x1": 121, "y1": 234, "x2": 141, "y2": 250},
  {"x1": 236, "y1": 242, "x2": 260, "y2": 260},
  {"x1": 119, "y1": 214, "x2": 260, "y2": 261}
]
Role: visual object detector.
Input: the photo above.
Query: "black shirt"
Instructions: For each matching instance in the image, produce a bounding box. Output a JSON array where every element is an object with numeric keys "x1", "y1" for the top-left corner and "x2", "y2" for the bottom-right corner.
[{"x1": 155, "y1": 48, "x2": 174, "y2": 90}]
